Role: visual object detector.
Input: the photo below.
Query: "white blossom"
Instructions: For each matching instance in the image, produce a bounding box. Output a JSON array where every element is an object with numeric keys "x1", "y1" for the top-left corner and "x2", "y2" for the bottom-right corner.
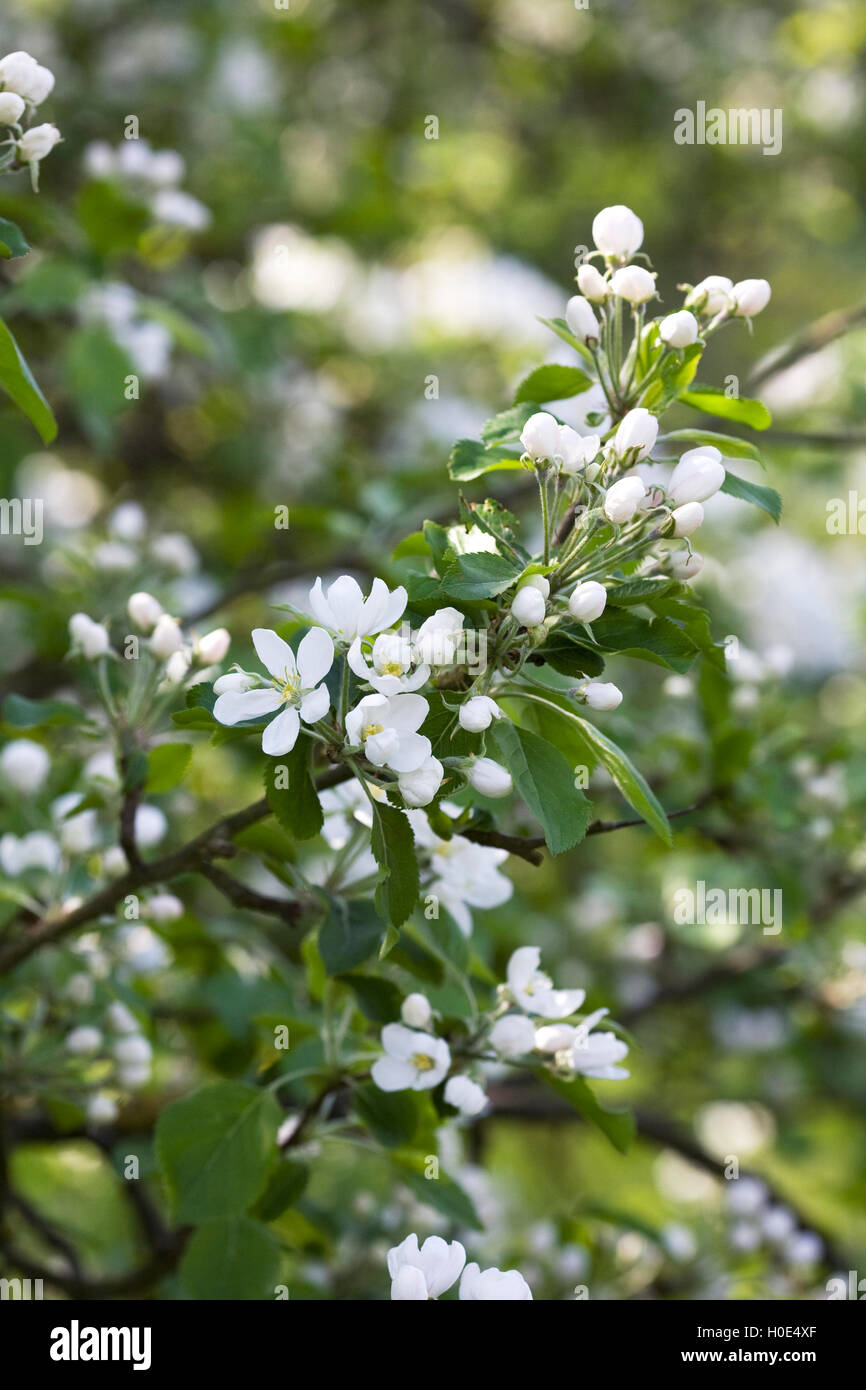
[
  {"x1": 659, "y1": 310, "x2": 698, "y2": 347},
  {"x1": 565, "y1": 294, "x2": 600, "y2": 343},
  {"x1": 671, "y1": 502, "x2": 704, "y2": 537},
  {"x1": 414, "y1": 607, "x2": 465, "y2": 666},
  {"x1": 444, "y1": 1075, "x2": 488, "y2": 1116},
  {"x1": 686, "y1": 275, "x2": 733, "y2": 316},
  {"x1": 387, "y1": 1234, "x2": 465, "y2": 1299},
  {"x1": 466, "y1": 756, "x2": 512, "y2": 799},
  {"x1": 214, "y1": 627, "x2": 334, "y2": 756},
  {"x1": 127, "y1": 591, "x2": 163, "y2": 632},
  {"x1": 668, "y1": 445, "x2": 725, "y2": 504},
  {"x1": 17, "y1": 123, "x2": 61, "y2": 164},
  {"x1": 69, "y1": 612, "x2": 110, "y2": 659},
  {"x1": 610, "y1": 265, "x2": 656, "y2": 305},
  {"x1": 397, "y1": 754, "x2": 444, "y2": 807},
  {"x1": 580, "y1": 680, "x2": 623, "y2": 711},
  {"x1": 346, "y1": 692, "x2": 431, "y2": 773},
  {"x1": 458, "y1": 695, "x2": 503, "y2": 732},
  {"x1": 400, "y1": 993, "x2": 432, "y2": 1029},
  {"x1": 348, "y1": 630, "x2": 429, "y2": 694},
  {"x1": 511, "y1": 583, "x2": 546, "y2": 627},
  {"x1": 614, "y1": 407, "x2": 658, "y2": 461},
  {"x1": 371, "y1": 1023, "x2": 451, "y2": 1092},
  {"x1": 66, "y1": 1026, "x2": 103, "y2": 1056},
  {"x1": 592, "y1": 204, "x2": 644, "y2": 261},
  {"x1": 732, "y1": 278, "x2": 771, "y2": 317},
  {"x1": 576, "y1": 263, "x2": 609, "y2": 302},
  {"x1": 568, "y1": 581, "x2": 607, "y2": 623},
  {"x1": 459, "y1": 1262, "x2": 532, "y2": 1300},
  {"x1": 506, "y1": 946, "x2": 585, "y2": 1018},
  {"x1": 0, "y1": 738, "x2": 50, "y2": 793},
  {"x1": 309, "y1": 574, "x2": 407, "y2": 644},
  {"x1": 488, "y1": 1013, "x2": 535, "y2": 1057},
  {"x1": 603, "y1": 475, "x2": 647, "y2": 523}
]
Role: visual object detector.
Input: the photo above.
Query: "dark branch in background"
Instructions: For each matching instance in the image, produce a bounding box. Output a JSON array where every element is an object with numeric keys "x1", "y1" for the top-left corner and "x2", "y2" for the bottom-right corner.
[{"x1": 748, "y1": 299, "x2": 866, "y2": 390}]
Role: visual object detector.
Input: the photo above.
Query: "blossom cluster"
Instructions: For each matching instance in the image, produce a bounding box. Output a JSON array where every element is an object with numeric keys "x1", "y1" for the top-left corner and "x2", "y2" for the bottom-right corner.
[{"x1": 0, "y1": 50, "x2": 61, "y2": 187}]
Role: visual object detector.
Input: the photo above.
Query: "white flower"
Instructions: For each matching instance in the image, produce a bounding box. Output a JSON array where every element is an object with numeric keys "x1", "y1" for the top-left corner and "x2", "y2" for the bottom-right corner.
[
  {"x1": 113, "y1": 1034, "x2": 152, "y2": 1067},
  {"x1": 387, "y1": 1234, "x2": 466, "y2": 1300},
  {"x1": 195, "y1": 628, "x2": 230, "y2": 665},
  {"x1": 576, "y1": 263, "x2": 609, "y2": 302},
  {"x1": 0, "y1": 92, "x2": 25, "y2": 124},
  {"x1": 66, "y1": 1026, "x2": 103, "y2": 1056},
  {"x1": 390, "y1": 1266, "x2": 429, "y2": 1300},
  {"x1": 163, "y1": 650, "x2": 191, "y2": 685},
  {"x1": 520, "y1": 414, "x2": 591, "y2": 475},
  {"x1": 346, "y1": 692, "x2": 431, "y2": 773},
  {"x1": 659, "y1": 310, "x2": 698, "y2": 347},
  {"x1": 348, "y1": 630, "x2": 429, "y2": 694},
  {"x1": 0, "y1": 830, "x2": 60, "y2": 875},
  {"x1": 150, "y1": 614, "x2": 184, "y2": 659},
  {"x1": 668, "y1": 445, "x2": 725, "y2": 504},
  {"x1": 670, "y1": 502, "x2": 704, "y2": 537},
  {"x1": 117, "y1": 924, "x2": 169, "y2": 974},
  {"x1": 134, "y1": 805, "x2": 167, "y2": 847},
  {"x1": 0, "y1": 52, "x2": 54, "y2": 103},
  {"x1": 520, "y1": 410, "x2": 561, "y2": 463},
  {"x1": 732, "y1": 278, "x2": 771, "y2": 317},
  {"x1": 151, "y1": 532, "x2": 198, "y2": 573},
  {"x1": 109, "y1": 502, "x2": 147, "y2": 540},
  {"x1": 568, "y1": 581, "x2": 607, "y2": 623},
  {"x1": 127, "y1": 592, "x2": 163, "y2": 632},
  {"x1": 488, "y1": 1013, "x2": 535, "y2": 1057},
  {"x1": 309, "y1": 574, "x2": 407, "y2": 644},
  {"x1": 762, "y1": 1205, "x2": 796, "y2": 1244},
  {"x1": 152, "y1": 189, "x2": 211, "y2": 231},
  {"x1": 69, "y1": 612, "x2": 110, "y2": 659},
  {"x1": 458, "y1": 695, "x2": 502, "y2": 732},
  {"x1": 506, "y1": 945, "x2": 585, "y2": 1018},
  {"x1": 614, "y1": 407, "x2": 658, "y2": 461},
  {"x1": 213, "y1": 671, "x2": 256, "y2": 695},
  {"x1": 565, "y1": 294, "x2": 600, "y2": 343},
  {"x1": 371, "y1": 1023, "x2": 451, "y2": 1092},
  {"x1": 603, "y1": 475, "x2": 647, "y2": 523},
  {"x1": 86, "y1": 1092, "x2": 119, "y2": 1125},
  {"x1": 785, "y1": 1231, "x2": 823, "y2": 1266},
  {"x1": 670, "y1": 550, "x2": 703, "y2": 581},
  {"x1": 466, "y1": 756, "x2": 512, "y2": 799},
  {"x1": 729, "y1": 1221, "x2": 761, "y2": 1252},
  {"x1": 214, "y1": 627, "x2": 334, "y2": 756},
  {"x1": 107, "y1": 1001, "x2": 139, "y2": 1034},
  {"x1": 592, "y1": 204, "x2": 644, "y2": 261},
  {"x1": 414, "y1": 608, "x2": 465, "y2": 666},
  {"x1": 557, "y1": 429, "x2": 600, "y2": 476},
  {"x1": 610, "y1": 265, "x2": 656, "y2": 305},
  {"x1": 448, "y1": 523, "x2": 497, "y2": 555},
  {"x1": 397, "y1": 754, "x2": 444, "y2": 807},
  {"x1": 143, "y1": 892, "x2": 184, "y2": 923},
  {"x1": 17, "y1": 123, "x2": 61, "y2": 163},
  {"x1": 65, "y1": 973, "x2": 94, "y2": 1005},
  {"x1": 580, "y1": 680, "x2": 623, "y2": 711},
  {"x1": 567, "y1": 1008, "x2": 630, "y2": 1079},
  {"x1": 511, "y1": 584, "x2": 546, "y2": 627},
  {"x1": 0, "y1": 738, "x2": 50, "y2": 793},
  {"x1": 459, "y1": 1262, "x2": 532, "y2": 1300},
  {"x1": 725, "y1": 1176, "x2": 768, "y2": 1217},
  {"x1": 444, "y1": 1075, "x2": 488, "y2": 1116},
  {"x1": 401, "y1": 993, "x2": 432, "y2": 1029},
  {"x1": 411, "y1": 810, "x2": 513, "y2": 935},
  {"x1": 686, "y1": 275, "x2": 733, "y2": 316},
  {"x1": 53, "y1": 793, "x2": 99, "y2": 854}
]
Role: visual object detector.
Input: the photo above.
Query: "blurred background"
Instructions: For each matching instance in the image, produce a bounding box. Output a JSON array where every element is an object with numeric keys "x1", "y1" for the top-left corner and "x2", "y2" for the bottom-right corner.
[{"x1": 1, "y1": 0, "x2": 865, "y2": 1298}]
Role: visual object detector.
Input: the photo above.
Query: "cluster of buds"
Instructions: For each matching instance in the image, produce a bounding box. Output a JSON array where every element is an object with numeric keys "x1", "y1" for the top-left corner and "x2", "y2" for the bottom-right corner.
[{"x1": 0, "y1": 50, "x2": 60, "y2": 188}]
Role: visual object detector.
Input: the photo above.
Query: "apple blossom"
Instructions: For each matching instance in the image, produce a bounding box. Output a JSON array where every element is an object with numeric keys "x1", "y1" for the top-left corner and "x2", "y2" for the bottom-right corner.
[
  {"x1": 66, "y1": 1026, "x2": 103, "y2": 1056},
  {"x1": 580, "y1": 680, "x2": 623, "y2": 711},
  {"x1": 459, "y1": 1263, "x2": 532, "y2": 1300},
  {"x1": 0, "y1": 92, "x2": 25, "y2": 124},
  {"x1": 686, "y1": 275, "x2": 733, "y2": 316},
  {"x1": 0, "y1": 738, "x2": 50, "y2": 793},
  {"x1": 150, "y1": 614, "x2": 184, "y2": 659},
  {"x1": 390, "y1": 1266, "x2": 429, "y2": 1300},
  {"x1": 558, "y1": 430, "x2": 601, "y2": 475},
  {"x1": 565, "y1": 294, "x2": 600, "y2": 343},
  {"x1": 670, "y1": 502, "x2": 704, "y2": 537},
  {"x1": 610, "y1": 264, "x2": 656, "y2": 305},
  {"x1": 444, "y1": 1075, "x2": 487, "y2": 1116},
  {"x1": 458, "y1": 695, "x2": 503, "y2": 732},
  {"x1": 401, "y1": 993, "x2": 432, "y2": 1029},
  {"x1": 506, "y1": 946, "x2": 586, "y2": 1018},
  {"x1": 143, "y1": 892, "x2": 184, "y2": 923},
  {"x1": 668, "y1": 445, "x2": 725, "y2": 504},
  {"x1": 397, "y1": 753, "x2": 444, "y2": 807},
  {"x1": 592, "y1": 204, "x2": 644, "y2": 261},
  {"x1": 488, "y1": 1013, "x2": 535, "y2": 1057},
  {"x1": 53, "y1": 793, "x2": 100, "y2": 854},
  {"x1": 732, "y1": 278, "x2": 771, "y2": 317},
  {"x1": 567, "y1": 1007, "x2": 630, "y2": 1079},
  {"x1": 348, "y1": 630, "x2": 429, "y2": 694},
  {"x1": 17, "y1": 123, "x2": 61, "y2": 164},
  {"x1": 603, "y1": 475, "x2": 647, "y2": 523},
  {"x1": 127, "y1": 591, "x2": 163, "y2": 631},
  {"x1": 86, "y1": 1093, "x2": 119, "y2": 1125},
  {"x1": 568, "y1": 580, "x2": 607, "y2": 623},
  {"x1": 387, "y1": 1234, "x2": 465, "y2": 1299},
  {"x1": 107, "y1": 1001, "x2": 139, "y2": 1034},
  {"x1": 659, "y1": 310, "x2": 698, "y2": 347},
  {"x1": 414, "y1": 607, "x2": 465, "y2": 666},
  {"x1": 520, "y1": 410, "x2": 561, "y2": 464},
  {"x1": 0, "y1": 52, "x2": 55, "y2": 104},
  {"x1": 576, "y1": 263, "x2": 609, "y2": 302},
  {"x1": 213, "y1": 671, "x2": 256, "y2": 694},
  {"x1": 371, "y1": 1023, "x2": 451, "y2": 1091},
  {"x1": 466, "y1": 756, "x2": 513, "y2": 799},
  {"x1": 670, "y1": 550, "x2": 704, "y2": 581},
  {"x1": 134, "y1": 805, "x2": 167, "y2": 847},
  {"x1": 0, "y1": 830, "x2": 60, "y2": 875},
  {"x1": 195, "y1": 627, "x2": 231, "y2": 665},
  {"x1": 511, "y1": 583, "x2": 546, "y2": 627},
  {"x1": 214, "y1": 627, "x2": 334, "y2": 756},
  {"x1": 69, "y1": 612, "x2": 110, "y2": 659},
  {"x1": 614, "y1": 407, "x2": 658, "y2": 461},
  {"x1": 309, "y1": 574, "x2": 407, "y2": 643},
  {"x1": 113, "y1": 1034, "x2": 153, "y2": 1068},
  {"x1": 725, "y1": 1176, "x2": 768, "y2": 1217},
  {"x1": 346, "y1": 691, "x2": 431, "y2": 773}
]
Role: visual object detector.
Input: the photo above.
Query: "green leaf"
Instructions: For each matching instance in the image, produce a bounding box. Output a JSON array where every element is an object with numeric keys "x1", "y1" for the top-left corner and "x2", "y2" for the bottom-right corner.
[
  {"x1": 370, "y1": 800, "x2": 419, "y2": 927},
  {"x1": 264, "y1": 739, "x2": 323, "y2": 841},
  {"x1": 680, "y1": 383, "x2": 771, "y2": 430},
  {"x1": 591, "y1": 610, "x2": 699, "y2": 672},
  {"x1": 662, "y1": 428, "x2": 762, "y2": 463},
  {"x1": 3, "y1": 694, "x2": 86, "y2": 729},
  {"x1": 319, "y1": 893, "x2": 386, "y2": 974},
  {"x1": 565, "y1": 712, "x2": 672, "y2": 845},
  {"x1": 720, "y1": 471, "x2": 781, "y2": 522},
  {"x1": 155, "y1": 1081, "x2": 282, "y2": 1222},
  {"x1": 339, "y1": 973, "x2": 403, "y2": 1022},
  {"x1": 447, "y1": 438, "x2": 523, "y2": 482},
  {"x1": 179, "y1": 1217, "x2": 281, "y2": 1300},
  {"x1": 539, "y1": 1070, "x2": 635, "y2": 1154},
  {"x1": 480, "y1": 402, "x2": 539, "y2": 445},
  {"x1": 354, "y1": 1081, "x2": 420, "y2": 1148},
  {"x1": 171, "y1": 705, "x2": 220, "y2": 731},
  {"x1": 77, "y1": 180, "x2": 150, "y2": 256},
  {"x1": 513, "y1": 364, "x2": 591, "y2": 405},
  {"x1": 0, "y1": 316, "x2": 57, "y2": 443},
  {"x1": 534, "y1": 623, "x2": 606, "y2": 678},
  {"x1": 0, "y1": 217, "x2": 29, "y2": 259},
  {"x1": 490, "y1": 720, "x2": 592, "y2": 855},
  {"x1": 440, "y1": 551, "x2": 522, "y2": 600},
  {"x1": 395, "y1": 1161, "x2": 482, "y2": 1228},
  {"x1": 537, "y1": 316, "x2": 595, "y2": 364},
  {"x1": 251, "y1": 1158, "x2": 309, "y2": 1221},
  {"x1": 145, "y1": 742, "x2": 193, "y2": 793},
  {"x1": 62, "y1": 324, "x2": 134, "y2": 425}
]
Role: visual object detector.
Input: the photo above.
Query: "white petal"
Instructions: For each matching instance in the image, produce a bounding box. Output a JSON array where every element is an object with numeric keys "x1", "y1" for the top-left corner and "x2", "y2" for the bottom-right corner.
[
  {"x1": 347, "y1": 637, "x2": 372, "y2": 681},
  {"x1": 297, "y1": 626, "x2": 334, "y2": 687},
  {"x1": 385, "y1": 693, "x2": 429, "y2": 733},
  {"x1": 261, "y1": 705, "x2": 300, "y2": 756},
  {"x1": 300, "y1": 683, "x2": 330, "y2": 723},
  {"x1": 387, "y1": 732, "x2": 431, "y2": 773},
  {"x1": 308, "y1": 576, "x2": 335, "y2": 629},
  {"x1": 252, "y1": 628, "x2": 296, "y2": 681},
  {"x1": 507, "y1": 946, "x2": 540, "y2": 994},
  {"x1": 213, "y1": 688, "x2": 282, "y2": 726},
  {"x1": 371, "y1": 1055, "x2": 415, "y2": 1091},
  {"x1": 391, "y1": 1267, "x2": 429, "y2": 1300},
  {"x1": 326, "y1": 575, "x2": 364, "y2": 638}
]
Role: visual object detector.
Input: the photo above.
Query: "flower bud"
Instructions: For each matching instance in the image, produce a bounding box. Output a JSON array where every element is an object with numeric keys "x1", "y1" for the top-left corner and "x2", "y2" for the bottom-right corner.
[
  {"x1": 397, "y1": 755, "x2": 444, "y2": 808},
  {"x1": 670, "y1": 501, "x2": 704, "y2": 537},
  {"x1": 163, "y1": 650, "x2": 191, "y2": 684},
  {"x1": 511, "y1": 584, "x2": 546, "y2": 627},
  {"x1": 65, "y1": 1025, "x2": 103, "y2": 1056},
  {"x1": 603, "y1": 475, "x2": 647, "y2": 524},
  {"x1": 580, "y1": 681, "x2": 623, "y2": 711},
  {"x1": 86, "y1": 1093, "x2": 119, "y2": 1125},
  {"x1": 671, "y1": 550, "x2": 704, "y2": 581},
  {"x1": 444, "y1": 1074, "x2": 487, "y2": 1116},
  {"x1": 685, "y1": 276, "x2": 732, "y2": 316},
  {"x1": 17, "y1": 122, "x2": 61, "y2": 163},
  {"x1": 668, "y1": 446, "x2": 725, "y2": 504},
  {"x1": 0, "y1": 51, "x2": 49, "y2": 101},
  {"x1": 565, "y1": 294, "x2": 600, "y2": 343},
  {"x1": 127, "y1": 591, "x2": 163, "y2": 632},
  {"x1": 69, "y1": 612, "x2": 110, "y2": 659},
  {"x1": 0, "y1": 738, "x2": 50, "y2": 793},
  {"x1": 659, "y1": 310, "x2": 698, "y2": 347},
  {"x1": 0, "y1": 92, "x2": 25, "y2": 124},
  {"x1": 568, "y1": 580, "x2": 607, "y2": 622},
  {"x1": 195, "y1": 627, "x2": 230, "y2": 665},
  {"x1": 467, "y1": 757, "x2": 513, "y2": 798},
  {"x1": 459, "y1": 695, "x2": 503, "y2": 732},
  {"x1": 576, "y1": 263, "x2": 609, "y2": 303},
  {"x1": 150, "y1": 614, "x2": 183, "y2": 659},
  {"x1": 113, "y1": 1034, "x2": 152, "y2": 1066},
  {"x1": 489, "y1": 1013, "x2": 536, "y2": 1057},
  {"x1": 401, "y1": 993, "x2": 432, "y2": 1029},
  {"x1": 520, "y1": 411, "x2": 561, "y2": 464},
  {"x1": 144, "y1": 892, "x2": 184, "y2": 923},
  {"x1": 107, "y1": 1001, "x2": 139, "y2": 1034},
  {"x1": 213, "y1": 671, "x2": 256, "y2": 694},
  {"x1": 591, "y1": 204, "x2": 644, "y2": 261},
  {"x1": 610, "y1": 265, "x2": 656, "y2": 305},
  {"x1": 732, "y1": 278, "x2": 771, "y2": 317},
  {"x1": 614, "y1": 407, "x2": 658, "y2": 460}
]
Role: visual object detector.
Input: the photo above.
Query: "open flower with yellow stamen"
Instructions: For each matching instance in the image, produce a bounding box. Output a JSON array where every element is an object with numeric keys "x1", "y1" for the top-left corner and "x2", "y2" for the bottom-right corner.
[
  {"x1": 213, "y1": 627, "x2": 333, "y2": 756},
  {"x1": 371, "y1": 1023, "x2": 451, "y2": 1092},
  {"x1": 347, "y1": 630, "x2": 430, "y2": 694}
]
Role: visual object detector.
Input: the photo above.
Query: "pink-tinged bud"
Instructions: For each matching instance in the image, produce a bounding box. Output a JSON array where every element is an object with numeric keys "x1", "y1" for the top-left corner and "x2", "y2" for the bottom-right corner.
[{"x1": 671, "y1": 550, "x2": 704, "y2": 581}]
